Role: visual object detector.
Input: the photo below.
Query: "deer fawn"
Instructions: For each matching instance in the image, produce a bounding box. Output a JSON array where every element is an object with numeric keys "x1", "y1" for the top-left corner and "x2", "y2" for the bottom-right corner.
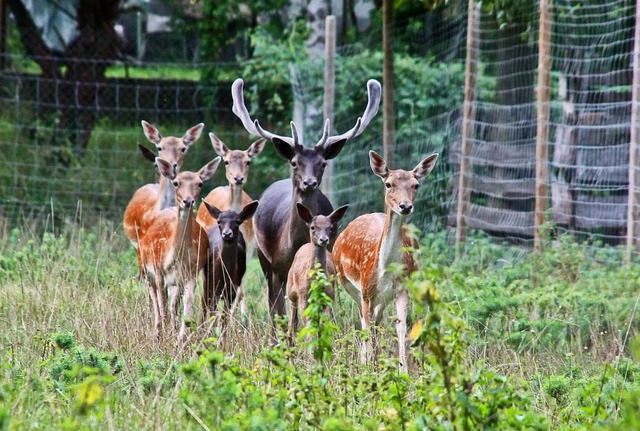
[
  {"x1": 287, "y1": 203, "x2": 349, "y2": 341},
  {"x1": 231, "y1": 77, "x2": 381, "y2": 329},
  {"x1": 332, "y1": 150, "x2": 438, "y2": 372},
  {"x1": 196, "y1": 133, "x2": 266, "y2": 321},
  {"x1": 138, "y1": 156, "x2": 221, "y2": 342},
  {"x1": 123, "y1": 121, "x2": 205, "y2": 277},
  {"x1": 201, "y1": 200, "x2": 259, "y2": 326}
]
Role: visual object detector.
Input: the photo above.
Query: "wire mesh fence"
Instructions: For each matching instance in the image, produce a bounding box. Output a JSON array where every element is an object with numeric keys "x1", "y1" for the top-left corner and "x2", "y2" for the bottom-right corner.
[{"x1": 1, "y1": 0, "x2": 639, "y2": 250}]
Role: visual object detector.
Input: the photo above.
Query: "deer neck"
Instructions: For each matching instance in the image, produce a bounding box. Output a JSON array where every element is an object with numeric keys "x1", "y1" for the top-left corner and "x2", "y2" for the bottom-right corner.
[
  {"x1": 376, "y1": 208, "x2": 406, "y2": 277},
  {"x1": 313, "y1": 244, "x2": 327, "y2": 272},
  {"x1": 173, "y1": 206, "x2": 195, "y2": 262},
  {"x1": 229, "y1": 184, "x2": 243, "y2": 212},
  {"x1": 156, "y1": 176, "x2": 176, "y2": 211},
  {"x1": 288, "y1": 189, "x2": 319, "y2": 248},
  {"x1": 219, "y1": 240, "x2": 239, "y2": 279}
]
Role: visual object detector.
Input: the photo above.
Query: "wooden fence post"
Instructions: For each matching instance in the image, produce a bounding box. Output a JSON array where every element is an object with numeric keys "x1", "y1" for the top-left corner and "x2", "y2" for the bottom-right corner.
[
  {"x1": 455, "y1": 0, "x2": 479, "y2": 255},
  {"x1": 534, "y1": 0, "x2": 552, "y2": 251},
  {"x1": 627, "y1": 0, "x2": 640, "y2": 261},
  {"x1": 382, "y1": 0, "x2": 395, "y2": 166},
  {"x1": 321, "y1": 15, "x2": 336, "y2": 201}
]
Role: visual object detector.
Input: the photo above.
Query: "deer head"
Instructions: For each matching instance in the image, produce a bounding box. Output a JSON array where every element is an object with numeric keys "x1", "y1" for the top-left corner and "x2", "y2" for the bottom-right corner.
[
  {"x1": 141, "y1": 120, "x2": 204, "y2": 171},
  {"x1": 369, "y1": 151, "x2": 439, "y2": 216},
  {"x1": 296, "y1": 203, "x2": 350, "y2": 247},
  {"x1": 209, "y1": 133, "x2": 266, "y2": 187},
  {"x1": 231, "y1": 78, "x2": 381, "y2": 195},
  {"x1": 156, "y1": 157, "x2": 221, "y2": 209},
  {"x1": 204, "y1": 200, "x2": 260, "y2": 242}
]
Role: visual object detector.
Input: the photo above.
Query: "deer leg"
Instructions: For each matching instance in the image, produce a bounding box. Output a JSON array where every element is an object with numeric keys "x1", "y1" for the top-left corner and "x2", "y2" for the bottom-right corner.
[
  {"x1": 395, "y1": 288, "x2": 409, "y2": 373},
  {"x1": 156, "y1": 273, "x2": 167, "y2": 334},
  {"x1": 288, "y1": 297, "x2": 298, "y2": 345},
  {"x1": 167, "y1": 282, "x2": 181, "y2": 331},
  {"x1": 360, "y1": 297, "x2": 373, "y2": 365},
  {"x1": 202, "y1": 260, "x2": 213, "y2": 321},
  {"x1": 146, "y1": 279, "x2": 161, "y2": 339},
  {"x1": 178, "y1": 278, "x2": 197, "y2": 344}
]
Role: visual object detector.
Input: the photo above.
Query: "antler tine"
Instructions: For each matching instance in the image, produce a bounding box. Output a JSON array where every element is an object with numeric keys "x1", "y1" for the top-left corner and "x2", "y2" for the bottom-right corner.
[
  {"x1": 324, "y1": 79, "x2": 381, "y2": 147},
  {"x1": 315, "y1": 119, "x2": 331, "y2": 149},
  {"x1": 290, "y1": 122, "x2": 301, "y2": 146},
  {"x1": 232, "y1": 78, "x2": 295, "y2": 145}
]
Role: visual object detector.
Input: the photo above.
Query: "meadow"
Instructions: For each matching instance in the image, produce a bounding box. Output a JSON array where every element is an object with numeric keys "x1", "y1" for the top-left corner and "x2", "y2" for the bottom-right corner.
[{"x1": 1, "y1": 214, "x2": 639, "y2": 430}]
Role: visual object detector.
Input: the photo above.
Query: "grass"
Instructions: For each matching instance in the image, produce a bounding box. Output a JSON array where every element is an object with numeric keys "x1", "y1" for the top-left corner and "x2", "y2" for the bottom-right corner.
[{"x1": 1, "y1": 217, "x2": 640, "y2": 429}]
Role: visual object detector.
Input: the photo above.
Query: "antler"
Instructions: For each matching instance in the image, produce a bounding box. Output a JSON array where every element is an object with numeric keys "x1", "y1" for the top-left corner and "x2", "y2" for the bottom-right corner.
[
  {"x1": 231, "y1": 78, "x2": 296, "y2": 146},
  {"x1": 319, "y1": 79, "x2": 382, "y2": 148}
]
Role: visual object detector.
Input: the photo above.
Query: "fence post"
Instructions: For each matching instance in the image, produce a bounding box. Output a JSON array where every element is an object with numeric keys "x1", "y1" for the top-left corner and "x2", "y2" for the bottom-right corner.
[
  {"x1": 534, "y1": 0, "x2": 552, "y2": 251},
  {"x1": 455, "y1": 0, "x2": 479, "y2": 255},
  {"x1": 383, "y1": 0, "x2": 395, "y2": 166},
  {"x1": 627, "y1": 0, "x2": 640, "y2": 261},
  {"x1": 321, "y1": 15, "x2": 336, "y2": 201}
]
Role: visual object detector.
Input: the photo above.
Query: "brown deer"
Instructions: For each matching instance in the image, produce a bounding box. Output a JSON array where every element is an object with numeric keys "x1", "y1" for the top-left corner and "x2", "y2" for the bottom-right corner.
[
  {"x1": 123, "y1": 121, "x2": 204, "y2": 277},
  {"x1": 332, "y1": 150, "x2": 438, "y2": 372},
  {"x1": 196, "y1": 133, "x2": 266, "y2": 320},
  {"x1": 201, "y1": 200, "x2": 259, "y2": 323},
  {"x1": 138, "y1": 156, "x2": 221, "y2": 342},
  {"x1": 287, "y1": 203, "x2": 349, "y2": 341},
  {"x1": 231, "y1": 78, "x2": 381, "y2": 329}
]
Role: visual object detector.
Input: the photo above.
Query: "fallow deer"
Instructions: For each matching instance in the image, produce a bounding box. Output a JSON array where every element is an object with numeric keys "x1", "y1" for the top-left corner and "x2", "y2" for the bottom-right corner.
[
  {"x1": 138, "y1": 156, "x2": 221, "y2": 342},
  {"x1": 332, "y1": 150, "x2": 438, "y2": 372},
  {"x1": 287, "y1": 203, "x2": 349, "y2": 341},
  {"x1": 231, "y1": 78, "x2": 381, "y2": 328},
  {"x1": 201, "y1": 200, "x2": 259, "y2": 323},
  {"x1": 123, "y1": 121, "x2": 205, "y2": 277},
  {"x1": 196, "y1": 133, "x2": 266, "y2": 320}
]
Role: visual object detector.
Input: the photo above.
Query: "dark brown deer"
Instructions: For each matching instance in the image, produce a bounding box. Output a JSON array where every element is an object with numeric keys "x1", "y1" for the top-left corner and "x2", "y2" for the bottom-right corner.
[
  {"x1": 332, "y1": 151, "x2": 439, "y2": 372},
  {"x1": 287, "y1": 203, "x2": 349, "y2": 341},
  {"x1": 201, "y1": 200, "x2": 259, "y2": 322},
  {"x1": 231, "y1": 78, "x2": 381, "y2": 327}
]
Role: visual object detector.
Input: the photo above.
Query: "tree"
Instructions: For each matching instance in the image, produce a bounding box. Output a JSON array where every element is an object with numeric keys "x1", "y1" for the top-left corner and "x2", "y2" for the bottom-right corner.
[{"x1": 7, "y1": 0, "x2": 123, "y2": 164}]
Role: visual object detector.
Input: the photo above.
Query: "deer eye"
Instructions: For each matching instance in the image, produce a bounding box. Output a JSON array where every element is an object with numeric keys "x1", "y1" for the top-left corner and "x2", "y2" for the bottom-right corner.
[
  {"x1": 310, "y1": 226, "x2": 315, "y2": 231},
  {"x1": 322, "y1": 161, "x2": 327, "y2": 167},
  {"x1": 181, "y1": 148, "x2": 187, "y2": 153},
  {"x1": 173, "y1": 181, "x2": 179, "y2": 187},
  {"x1": 224, "y1": 160, "x2": 229, "y2": 165},
  {"x1": 414, "y1": 184, "x2": 420, "y2": 190},
  {"x1": 385, "y1": 182, "x2": 391, "y2": 189},
  {"x1": 197, "y1": 182, "x2": 203, "y2": 188},
  {"x1": 246, "y1": 160, "x2": 251, "y2": 166},
  {"x1": 291, "y1": 161, "x2": 297, "y2": 167}
]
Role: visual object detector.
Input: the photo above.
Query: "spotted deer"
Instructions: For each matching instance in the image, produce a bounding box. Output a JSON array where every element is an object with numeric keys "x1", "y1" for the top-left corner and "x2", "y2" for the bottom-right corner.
[
  {"x1": 287, "y1": 203, "x2": 349, "y2": 341},
  {"x1": 332, "y1": 150, "x2": 438, "y2": 372},
  {"x1": 201, "y1": 200, "x2": 259, "y2": 325},
  {"x1": 123, "y1": 121, "x2": 205, "y2": 277},
  {"x1": 231, "y1": 78, "x2": 381, "y2": 329},
  {"x1": 138, "y1": 156, "x2": 221, "y2": 342},
  {"x1": 196, "y1": 133, "x2": 266, "y2": 320}
]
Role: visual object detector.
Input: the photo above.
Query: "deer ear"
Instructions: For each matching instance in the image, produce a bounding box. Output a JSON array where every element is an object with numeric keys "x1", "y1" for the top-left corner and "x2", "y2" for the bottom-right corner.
[
  {"x1": 138, "y1": 144, "x2": 157, "y2": 163},
  {"x1": 247, "y1": 138, "x2": 267, "y2": 159},
  {"x1": 209, "y1": 132, "x2": 229, "y2": 157},
  {"x1": 238, "y1": 200, "x2": 259, "y2": 222},
  {"x1": 183, "y1": 123, "x2": 205, "y2": 146},
  {"x1": 142, "y1": 120, "x2": 162, "y2": 145},
  {"x1": 156, "y1": 157, "x2": 177, "y2": 180},
  {"x1": 203, "y1": 201, "x2": 222, "y2": 220},
  {"x1": 272, "y1": 137, "x2": 295, "y2": 161},
  {"x1": 198, "y1": 157, "x2": 221, "y2": 182},
  {"x1": 295, "y1": 203, "x2": 314, "y2": 224},
  {"x1": 413, "y1": 153, "x2": 438, "y2": 179},
  {"x1": 369, "y1": 150, "x2": 388, "y2": 179},
  {"x1": 323, "y1": 138, "x2": 347, "y2": 160},
  {"x1": 329, "y1": 204, "x2": 349, "y2": 224}
]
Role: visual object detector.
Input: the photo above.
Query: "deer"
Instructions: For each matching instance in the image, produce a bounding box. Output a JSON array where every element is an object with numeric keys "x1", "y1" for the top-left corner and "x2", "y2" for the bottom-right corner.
[
  {"x1": 287, "y1": 203, "x2": 349, "y2": 342},
  {"x1": 138, "y1": 156, "x2": 221, "y2": 343},
  {"x1": 332, "y1": 150, "x2": 439, "y2": 373},
  {"x1": 201, "y1": 200, "x2": 259, "y2": 326},
  {"x1": 196, "y1": 133, "x2": 266, "y2": 320},
  {"x1": 123, "y1": 121, "x2": 205, "y2": 278},
  {"x1": 231, "y1": 77, "x2": 381, "y2": 331}
]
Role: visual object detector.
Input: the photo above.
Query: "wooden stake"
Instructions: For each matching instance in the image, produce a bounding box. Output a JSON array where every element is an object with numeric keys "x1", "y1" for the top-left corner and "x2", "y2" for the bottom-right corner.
[{"x1": 627, "y1": 0, "x2": 640, "y2": 261}]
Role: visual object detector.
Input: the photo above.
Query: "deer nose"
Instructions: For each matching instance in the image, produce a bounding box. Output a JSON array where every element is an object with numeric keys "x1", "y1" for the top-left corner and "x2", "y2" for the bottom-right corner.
[
  {"x1": 318, "y1": 236, "x2": 329, "y2": 246},
  {"x1": 183, "y1": 197, "x2": 194, "y2": 207},
  {"x1": 221, "y1": 229, "x2": 233, "y2": 240},
  {"x1": 302, "y1": 178, "x2": 318, "y2": 191},
  {"x1": 398, "y1": 202, "x2": 414, "y2": 215},
  {"x1": 234, "y1": 175, "x2": 244, "y2": 185}
]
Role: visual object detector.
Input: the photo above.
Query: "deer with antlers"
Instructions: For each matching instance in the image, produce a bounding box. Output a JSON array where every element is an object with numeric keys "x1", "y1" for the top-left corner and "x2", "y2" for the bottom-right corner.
[
  {"x1": 196, "y1": 133, "x2": 266, "y2": 320},
  {"x1": 123, "y1": 121, "x2": 205, "y2": 278},
  {"x1": 287, "y1": 203, "x2": 349, "y2": 341},
  {"x1": 231, "y1": 78, "x2": 381, "y2": 328},
  {"x1": 138, "y1": 156, "x2": 221, "y2": 342},
  {"x1": 332, "y1": 150, "x2": 438, "y2": 372}
]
